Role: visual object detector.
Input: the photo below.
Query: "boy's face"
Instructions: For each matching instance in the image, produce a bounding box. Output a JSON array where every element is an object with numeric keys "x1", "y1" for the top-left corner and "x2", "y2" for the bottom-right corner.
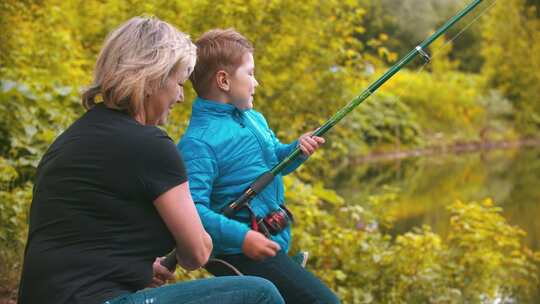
[{"x1": 228, "y1": 52, "x2": 258, "y2": 110}]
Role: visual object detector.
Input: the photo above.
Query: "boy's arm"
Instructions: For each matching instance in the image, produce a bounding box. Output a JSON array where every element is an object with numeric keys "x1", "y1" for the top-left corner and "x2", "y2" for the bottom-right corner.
[
  {"x1": 179, "y1": 138, "x2": 250, "y2": 251},
  {"x1": 253, "y1": 111, "x2": 323, "y2": 175},
  {"x1": 269, "y1": 129, "x2": 306, "y2": 175},
  {"x1": 270, "y1": 129, "x2": 325, "y2": 175}
]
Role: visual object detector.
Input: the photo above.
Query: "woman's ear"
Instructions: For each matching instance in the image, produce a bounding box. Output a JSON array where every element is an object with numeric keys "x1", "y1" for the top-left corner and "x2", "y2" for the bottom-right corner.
[{"x1": 216, "y1": 70, "x2": 230, "y2": 92}]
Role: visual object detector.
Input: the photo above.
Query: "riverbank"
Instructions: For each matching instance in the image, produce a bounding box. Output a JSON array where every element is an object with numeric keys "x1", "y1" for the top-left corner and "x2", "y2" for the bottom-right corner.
[{"x1": 352, "y1": 137, "x2": 540, "y2": 164}]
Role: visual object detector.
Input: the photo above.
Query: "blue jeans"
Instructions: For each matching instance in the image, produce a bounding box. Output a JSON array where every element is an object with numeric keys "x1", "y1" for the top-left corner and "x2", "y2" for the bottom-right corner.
[
  {"x1": 103, "y1": 276, "x2": 284, "y2": 304},
  {"x1": 209, "y1": 252, "x2": 340, "y2": 304}
]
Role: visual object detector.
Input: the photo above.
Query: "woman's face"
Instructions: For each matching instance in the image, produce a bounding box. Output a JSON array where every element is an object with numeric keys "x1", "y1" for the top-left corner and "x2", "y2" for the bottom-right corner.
[{"x1": 145, "y1": 64, "x2": 193, "y2": 125}]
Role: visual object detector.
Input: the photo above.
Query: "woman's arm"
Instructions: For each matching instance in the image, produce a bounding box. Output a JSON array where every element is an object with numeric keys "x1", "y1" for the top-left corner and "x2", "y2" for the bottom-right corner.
[{"x1": 154, "y1": 182, "x2": 212, "y2": 270}]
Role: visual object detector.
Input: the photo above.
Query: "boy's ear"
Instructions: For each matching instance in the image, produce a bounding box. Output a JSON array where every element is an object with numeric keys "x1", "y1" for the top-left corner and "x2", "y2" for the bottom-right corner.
[{"x1": 216, "y1": 70, "x2": 230, "y2": 92}]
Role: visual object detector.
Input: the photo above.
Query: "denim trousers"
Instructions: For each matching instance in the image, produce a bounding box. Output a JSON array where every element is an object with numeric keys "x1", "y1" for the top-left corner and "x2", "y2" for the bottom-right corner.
[
  {"x1": 209, "y1": 251, "x2": 340, "y2": 304},
  {"x1": 103, "y1": 276, "x2": 284, "y2": 304}
]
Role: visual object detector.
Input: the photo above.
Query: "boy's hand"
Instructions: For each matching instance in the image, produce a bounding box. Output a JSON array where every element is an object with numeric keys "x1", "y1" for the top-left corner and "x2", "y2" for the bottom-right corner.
[
  {"x1": 242, "y1": 230, "x2": 281, "y2": 261},
  {"x1": 147, "y1": 256, "x2": 175, "y2": 288},
  {"x1": 298, "y1": 131, "x2": 325, "y2": 156}
]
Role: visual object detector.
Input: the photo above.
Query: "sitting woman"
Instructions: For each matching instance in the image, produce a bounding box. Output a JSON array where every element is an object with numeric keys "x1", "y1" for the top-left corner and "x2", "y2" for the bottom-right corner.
[{"x1": 17, "y1": 16, "x2": 283, "y2": 304}]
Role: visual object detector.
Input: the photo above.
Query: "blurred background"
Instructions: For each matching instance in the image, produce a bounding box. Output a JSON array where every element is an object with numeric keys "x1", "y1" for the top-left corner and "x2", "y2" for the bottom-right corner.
[{"x1": 1, "y1": 0, "x2": 539, "y2": 303}]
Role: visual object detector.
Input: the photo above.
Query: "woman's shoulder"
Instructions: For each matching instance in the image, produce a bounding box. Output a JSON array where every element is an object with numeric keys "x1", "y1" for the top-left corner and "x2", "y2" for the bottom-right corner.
[{"x1": 132, "y1": 127, "x2": 175, "y2": 155}]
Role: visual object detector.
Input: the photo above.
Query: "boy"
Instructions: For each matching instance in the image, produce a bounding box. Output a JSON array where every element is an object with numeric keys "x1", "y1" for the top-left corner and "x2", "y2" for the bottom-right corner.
[{"x1": 178, "y1": 29, "x2": 339, "y2": 304}]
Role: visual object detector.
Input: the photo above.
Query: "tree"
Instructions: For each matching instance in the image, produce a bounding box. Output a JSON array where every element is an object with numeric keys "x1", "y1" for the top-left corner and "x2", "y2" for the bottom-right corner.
[{"x1": 482, "y1": 0, "x2": 540, "y2": 132}]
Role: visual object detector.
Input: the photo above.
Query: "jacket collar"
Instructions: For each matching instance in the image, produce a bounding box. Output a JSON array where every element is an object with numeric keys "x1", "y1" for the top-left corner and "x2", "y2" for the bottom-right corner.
[
  {"x1": 192, "y1": 96, "x2": 247, "y2": 116},
  {"x1": 193, "y1": 97, "x2": 236, "y2": 114}
]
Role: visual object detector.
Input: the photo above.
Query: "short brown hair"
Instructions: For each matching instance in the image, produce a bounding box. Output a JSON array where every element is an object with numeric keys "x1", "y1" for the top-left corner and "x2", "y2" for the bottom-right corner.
[{"x1": 190, "y1": 28, "x2": 253, "y2": 97}]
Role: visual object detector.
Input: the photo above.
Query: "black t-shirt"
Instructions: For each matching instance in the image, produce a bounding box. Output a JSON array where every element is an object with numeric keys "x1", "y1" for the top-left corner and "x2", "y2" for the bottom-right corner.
[{"x1": 18, "y1": 103, "x2": 187, "y2": 304}]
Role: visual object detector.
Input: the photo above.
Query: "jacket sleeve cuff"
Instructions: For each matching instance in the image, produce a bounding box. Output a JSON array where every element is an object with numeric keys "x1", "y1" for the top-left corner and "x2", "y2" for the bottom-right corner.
[{"x1": 221, "y1": 220, "x2": 251, "y2": 250}]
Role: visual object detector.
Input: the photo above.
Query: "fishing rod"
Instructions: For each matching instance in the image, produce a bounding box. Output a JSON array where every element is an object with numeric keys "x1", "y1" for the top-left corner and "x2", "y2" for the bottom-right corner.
[{"x1": 162, "y1": 0, "x2": 485, "y2": 271}]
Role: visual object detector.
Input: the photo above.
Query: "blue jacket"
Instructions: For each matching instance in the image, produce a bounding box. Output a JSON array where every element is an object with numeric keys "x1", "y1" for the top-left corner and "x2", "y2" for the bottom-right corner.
[{"x1": 178, "y1": 97, "x2": 305, "y2": 255}]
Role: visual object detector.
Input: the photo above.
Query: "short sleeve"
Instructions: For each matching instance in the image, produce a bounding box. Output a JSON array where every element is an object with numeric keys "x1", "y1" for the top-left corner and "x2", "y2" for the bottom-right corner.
[{"x1": 137, "y1": 130, "x2": 187, "y2": 202}]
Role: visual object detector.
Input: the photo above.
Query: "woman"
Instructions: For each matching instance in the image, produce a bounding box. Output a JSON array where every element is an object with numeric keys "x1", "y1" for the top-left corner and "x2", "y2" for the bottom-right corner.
[{"x1": 17, "y1": 16, "x2": 284, "y2": 304}]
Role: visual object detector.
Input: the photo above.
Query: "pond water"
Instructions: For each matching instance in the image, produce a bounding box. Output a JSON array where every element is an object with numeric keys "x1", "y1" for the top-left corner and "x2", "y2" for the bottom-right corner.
[
  {"x1": 334, "y1": 147, "x2": 540, "y2": 301},
  {"x1": 335, "y1": 148, "x2": 540, "y2": 247}
]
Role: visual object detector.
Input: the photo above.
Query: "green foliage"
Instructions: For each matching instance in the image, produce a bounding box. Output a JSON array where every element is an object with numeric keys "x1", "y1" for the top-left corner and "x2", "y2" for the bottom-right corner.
[
  {"x1": 446, "y1": 199, "x2": 538, "y2": 302},
  {"x1": 477, "y1": 90, "x2": 515, "y2": 140},
  {"x1": 356, "y1": 0, "x2": 483, "y2": 71},
  {"x1": 346, "y1": 94, "x2": 422, "y2": 147},
  {"x1": 0, "y1": 80, "x2": 80, "y2": 292},
  {"x1": 482, "y1": 0, "x2": 540, "y2": 132},
  {"x1": 284, "y1": 182, "x2": 539, "y2": 303},
  {"x1": 0, "y1": 0, "x2": 539, "y2": 301},
  {"x1": 0, "y1": 183, "x2": 32, "y2": 290},
  {"x1": 378, "y1": 69, "x2": 486, "y2": 141}
]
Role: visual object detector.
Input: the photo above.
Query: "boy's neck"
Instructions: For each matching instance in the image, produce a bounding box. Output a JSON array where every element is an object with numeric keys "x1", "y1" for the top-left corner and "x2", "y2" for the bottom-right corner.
[{"x1": 201, "y1": 90, "x2": 231, "y2": 105}]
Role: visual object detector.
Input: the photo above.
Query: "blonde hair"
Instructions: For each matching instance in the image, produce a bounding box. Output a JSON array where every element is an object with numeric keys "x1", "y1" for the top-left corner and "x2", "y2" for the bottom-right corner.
[
  {"x1": 82, "y1": 16, "x2": 196, "y2": 116},
  {"x1": 190, "y1": 28, "x2": 253, "y2": 97}
]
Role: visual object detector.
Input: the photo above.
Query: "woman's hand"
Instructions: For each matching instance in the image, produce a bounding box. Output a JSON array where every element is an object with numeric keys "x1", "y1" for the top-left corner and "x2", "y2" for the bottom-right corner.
[
  {"x1": 154, "y1": 182, "x2": 213, "y2": 271},
  {"x1": 147, "y1": 256, "x2": 176, "y2": 288}
]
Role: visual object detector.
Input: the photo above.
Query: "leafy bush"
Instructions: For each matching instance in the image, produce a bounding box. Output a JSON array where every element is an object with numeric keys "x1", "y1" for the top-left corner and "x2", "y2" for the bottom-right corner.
[
  {"x1": 346, "y1": 93, "x2": 422, "y2": 147},
  {"x1": 1, "y1": 1, "x2": 538, "y2": 302},
  {"x1": 284, "y1": 182, "x2": 540, "y2": 304},
  {"x1": 0, "y1": 80, "x2": 79, "y2": 293},
  {"x1": 378, "y1": 70, "x2": 486, "y2": 140}
]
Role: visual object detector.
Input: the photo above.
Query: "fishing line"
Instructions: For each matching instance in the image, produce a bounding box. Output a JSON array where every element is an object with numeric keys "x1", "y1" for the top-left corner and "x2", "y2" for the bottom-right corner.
[
  {"x1": 366, "y1": 0, "x2": 499, "y2": 148},
  {"x1": 430, "y1": 0, "x2": 498, "y2": 60}
]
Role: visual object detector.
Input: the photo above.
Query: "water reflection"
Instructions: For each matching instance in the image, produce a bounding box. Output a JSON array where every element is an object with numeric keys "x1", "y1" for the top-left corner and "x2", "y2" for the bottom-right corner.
[
  {"x1": 335, "y1": 148, "x2": 540, "y2": 247},
  {"x1": 334, "y1": 147, "x2": 540, "y2": 301}
]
